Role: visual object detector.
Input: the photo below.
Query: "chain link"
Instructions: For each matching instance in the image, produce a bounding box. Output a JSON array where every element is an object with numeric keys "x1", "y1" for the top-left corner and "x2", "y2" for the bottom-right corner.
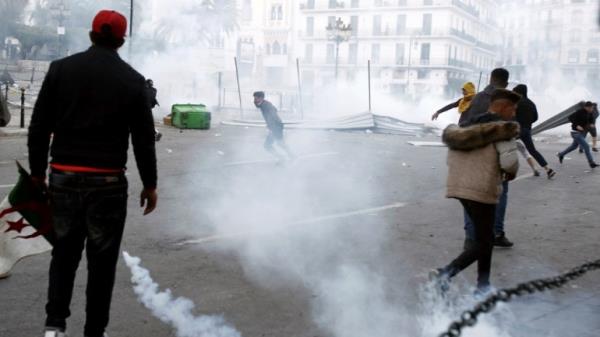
[{"x1": 439, "y1": 259, "x2": 600, "y2": 337}]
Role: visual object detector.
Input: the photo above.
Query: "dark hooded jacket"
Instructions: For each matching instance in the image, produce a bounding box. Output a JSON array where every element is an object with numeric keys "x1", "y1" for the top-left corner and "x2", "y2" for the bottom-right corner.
[
  {"x1": 513, "y1": 84, "x2": 538, "y2": 129},
  {"x1": 459, "y1": 84, "x2": 500, "y2": 126}
]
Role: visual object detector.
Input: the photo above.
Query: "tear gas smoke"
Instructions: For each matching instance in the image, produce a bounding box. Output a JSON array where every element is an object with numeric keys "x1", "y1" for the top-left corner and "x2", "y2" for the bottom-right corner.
[{"x1": 122, "y1": 251, "x2": 242, "y2": 337}]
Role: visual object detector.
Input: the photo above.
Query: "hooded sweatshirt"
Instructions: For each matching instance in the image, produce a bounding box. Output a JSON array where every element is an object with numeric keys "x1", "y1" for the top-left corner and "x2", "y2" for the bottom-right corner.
[
  {"x1": 513, "y1": 84, "x2": 538, "y2": 129},
  {"x1": 435, "y1": 82, "x2": 477, "y2": 116}
]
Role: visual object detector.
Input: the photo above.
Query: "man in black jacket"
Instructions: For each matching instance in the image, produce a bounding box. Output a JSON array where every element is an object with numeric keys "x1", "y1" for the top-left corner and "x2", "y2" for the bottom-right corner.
[
  {"x1": 513, "y1": 84, "x2": 555, "y2": 179},
  {"x1": 557, "y1": 101, "x2": 599, "y2": 168},
  {"x1": 28, "y1": 10, "x2": 157, "y2": 337},
  {"x1": 253, "y1": 91, "x2": 294, "y2": 161},
  {"x1": 459, "y1": 68, "x2": 509, "y2": 126}
]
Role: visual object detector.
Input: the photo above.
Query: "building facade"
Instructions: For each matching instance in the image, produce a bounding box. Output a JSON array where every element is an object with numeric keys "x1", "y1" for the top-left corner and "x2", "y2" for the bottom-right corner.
[
  {"x1": 501, "y1": 0, "x2": 600, "y2": 93},
  {"x1": 296, "y1": 0, "x2": 502, "y2": 96}
]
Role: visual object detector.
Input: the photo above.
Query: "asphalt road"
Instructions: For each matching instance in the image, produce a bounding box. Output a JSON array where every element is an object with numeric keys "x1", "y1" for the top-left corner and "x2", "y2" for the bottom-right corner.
[{"x1": 0, "y1": 124, "x2": 599, "y2": 337}]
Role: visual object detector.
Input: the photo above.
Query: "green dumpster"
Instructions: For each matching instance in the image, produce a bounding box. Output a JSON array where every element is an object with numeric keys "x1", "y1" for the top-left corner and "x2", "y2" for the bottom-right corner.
[{"x1": 171, "y1": 104, "x2": 211, "y2": 129}]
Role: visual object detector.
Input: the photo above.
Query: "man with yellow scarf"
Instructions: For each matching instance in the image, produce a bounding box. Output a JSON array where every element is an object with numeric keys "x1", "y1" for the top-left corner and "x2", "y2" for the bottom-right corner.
[{"x1": 431, "y1": 82, "x2": 476, "y2": 121}]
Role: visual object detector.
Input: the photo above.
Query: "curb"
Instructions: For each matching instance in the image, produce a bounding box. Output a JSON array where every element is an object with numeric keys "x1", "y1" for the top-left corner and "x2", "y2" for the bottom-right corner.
[{"x1": 0, "y1": 129, "x2": 28, "y2": 138}]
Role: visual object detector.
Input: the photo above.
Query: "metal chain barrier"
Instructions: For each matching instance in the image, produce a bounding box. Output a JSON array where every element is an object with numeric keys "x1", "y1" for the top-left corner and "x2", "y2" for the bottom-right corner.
[{"x1": 439, "y1": 259, "x2": 600, "y2": 337}]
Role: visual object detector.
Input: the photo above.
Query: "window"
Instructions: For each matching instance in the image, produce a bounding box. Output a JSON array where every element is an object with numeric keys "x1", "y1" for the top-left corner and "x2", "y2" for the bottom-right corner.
[
  {"x1": 329, "y1": 0, "x2": 337, "y2": 9},
  {"x1": 568, "y1": 49, "x2": 580, "y2": 63},
  {"x1": 588, "y1": 49, "x2": 599, "y2": 63},
  {"x1": 306, "y1": 0, "x2": 315, "y2": 9},
  {"x1": 351, "y1": 16, "x2": 358, "y2": 36},
  {"x1": 282, "y1": 43, "x2": 287, "y2": 54},
  {"x1": 396, "y1": 14, "x2": 406, "y2": 35},
  {"x1": 398, "y1": 0, "x2": 407, "y2": 5},
  {"x1": 305, "y1": 44, "x2": 313, "y2": 63},
  {"x1": 422, "y1": 14, "x2": 432, "y2": 35},
  {"x1": 373, "y1": 15, "x2": 382, "y2": 36},
  {"x1": 272, "y1": 41, "x2": 281, "y2": 54},
  {"x1": 266, "y1": 44, "x2": 271, "y2": 55},
  {"x1": 242, "y1": 0, "x2": 252, "y2": 21},
  {"x1": 328, "y1": 16, "x2": 336, "y2": 27},
  {"x1": 327, "y1": 44, "x2": 335, "y2": 63},
  {"x1": 306, "y1": 17, "x2": 314, "y2": 36},
  {"x1": 570, "y1": 29, "x2": 582, "y2": 43},
  {"x1": 396, "y1": 43, "x2": 405, "y2": 64},
  {"x1": 349, "y1": 44, "x2": 358, "y2": 64},
  {"x1": 571, "y1": 10, "x2": 583, "y2": 24},
  {"x1": 420, "y1": 43, "x2": 431, "y2": 62},
  {"x1": 270, "y1": 5, "x2": 283, "y2": 20},
  {"x1": 371, "y1": 44, "x2": 380, "y2": 64},
  {"x1": 351, "y1": 0, "x2": 359, "y2": 8}
]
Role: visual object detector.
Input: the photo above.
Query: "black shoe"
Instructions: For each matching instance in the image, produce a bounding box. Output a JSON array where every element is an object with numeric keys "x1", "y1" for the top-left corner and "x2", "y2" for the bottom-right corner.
[
  {"x1": 533, "y1": 170, "x2": 541, "y2": 177},
  {"x1": 579, "y1": 148, "x2": 584, "y2": 153},
  {"x1": 557, "y1": 153, "x2": 564, "y2": 164},
  {"x1": 463, "y1": 238, "x2": 476, "y2": 251},
  {"x1": 591, "y1": 162, "x2": 599, "y2": 169},
  {"x1": 546, "y1": 168, "x2": 556, "y2": 179},
  {"x1": 494, "y1": 233, "x2": 514, "y2": 248},
  {"x1": 593, "y1": 147, "x2": 598, "y2": 152},
  {"x1": 155, "y1": 132, "x2": 162, "y2": 142}
]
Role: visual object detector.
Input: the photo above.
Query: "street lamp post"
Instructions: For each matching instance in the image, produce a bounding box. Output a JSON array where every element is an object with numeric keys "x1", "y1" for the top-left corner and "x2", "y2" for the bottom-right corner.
[
  {"x1": 326, "y1": 18, "x2": 352, "y2": 80},
  {"x1": 50, "y1": 0, "x2": 70, "y2": 58}
]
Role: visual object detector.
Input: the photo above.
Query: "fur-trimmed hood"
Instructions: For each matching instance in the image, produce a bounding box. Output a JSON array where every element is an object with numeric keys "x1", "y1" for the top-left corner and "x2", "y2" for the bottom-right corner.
[{"x1": 443, "y1": 121, "x2": 520, "y2": 151}]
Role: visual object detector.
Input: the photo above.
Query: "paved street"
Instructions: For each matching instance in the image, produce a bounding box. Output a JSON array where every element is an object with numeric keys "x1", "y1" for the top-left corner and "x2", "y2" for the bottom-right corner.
[{"x1": 0, "y1": 124, "x2": 599, "y2": 337}]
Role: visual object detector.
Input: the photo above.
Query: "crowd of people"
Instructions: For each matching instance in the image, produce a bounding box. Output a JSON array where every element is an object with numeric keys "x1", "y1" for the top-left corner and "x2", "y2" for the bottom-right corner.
[
  {"x1": 430, "y1": 68, "x2": 598, "y2": 295},
  {"x1": 7, "y1": 6, "x2": 598, "y2": 336}
]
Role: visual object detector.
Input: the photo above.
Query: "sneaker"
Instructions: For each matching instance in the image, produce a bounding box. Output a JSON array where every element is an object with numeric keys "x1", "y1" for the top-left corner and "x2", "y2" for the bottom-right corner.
[
  {"x1": 155, "y1": 132, "x2": 162, "y2": 142},
  {"x1": 533, "y1": 170, "x2": 541, "y2": 177},
  {"x1": 463, "y1": 238, "x2": 476, "y2": 251},
  {"x1": 593, "y1": 147, "x2": 598, "y2": 152},
  {"x1": 494, "y1": 233, "x2": 514, "y2": 248},
  {"x1": 473, "y1": 284, "x2": 494, "y2": 299},
  {"x1": 44, "y1": 328, "x2": 67, "y2": 337},
  {"x1": 557, "y1": 153, "x2": 564, "y2": 164},
  {"x1": 428, "y1": 268, "x2": 450, "y2": 295},
  {"x1": 579, "y1": 148, "x2": 584, "y2": 153},
  {"x1": 546, "y1": 168, "x2": 556, "y2": 179},
  {"x1": 591, "y1": 162, "x2": 599, "y2": 169},
  {"x1": 85, "y1": 334, "x2": 108, "y2": 337}
]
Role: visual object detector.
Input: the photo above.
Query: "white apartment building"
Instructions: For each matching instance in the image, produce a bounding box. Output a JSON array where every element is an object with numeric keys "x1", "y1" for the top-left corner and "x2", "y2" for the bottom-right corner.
[
  {"x1": 296, "y1": 0, "x2": 501, "y2": 96},
  {"x1": 502, "y1": 0, "x2": 600, "y2": 93}
]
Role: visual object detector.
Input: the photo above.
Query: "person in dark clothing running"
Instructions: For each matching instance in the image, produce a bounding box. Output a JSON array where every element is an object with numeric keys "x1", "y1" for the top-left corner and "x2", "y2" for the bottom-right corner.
[
  {"x1": 431, "y1": 89, "x2": 520, "y2": 295},
  {"x1": 459, "y1": 68, "x2": 509, "y2": 126},
  {"x1": 28, "y1": 10, "x2": 158, "y2": 337},
  {"x1": 557, "y1": 101, "x2": 599, "y2": 168},
  {"x1": 579, "y1": 102, "x2": 598, "y2": 153},
  {"x1": 253, "y1": 91, "x2": 294, "y2": 161},
  {"x1": 145, "y1": 79, "x2": 162, "y2": 142},
  {"x1": 512, "y1": 84, "x2": 556, "y2": 179}
]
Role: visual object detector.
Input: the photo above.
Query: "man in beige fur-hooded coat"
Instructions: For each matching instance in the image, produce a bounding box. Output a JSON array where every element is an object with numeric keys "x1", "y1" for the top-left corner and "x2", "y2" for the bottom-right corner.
[{"x1": 431, "y1": 89, "x2": 521, "y2": 294}]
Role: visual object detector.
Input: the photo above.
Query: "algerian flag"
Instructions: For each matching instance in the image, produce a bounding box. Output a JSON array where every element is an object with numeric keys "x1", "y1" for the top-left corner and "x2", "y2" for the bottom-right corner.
[{"x1": 0, "y1": 162, "x2": 53, "y2": 278}]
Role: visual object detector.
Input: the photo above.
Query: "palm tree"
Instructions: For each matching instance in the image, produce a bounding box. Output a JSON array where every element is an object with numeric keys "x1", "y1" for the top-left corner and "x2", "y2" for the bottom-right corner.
[{"x1": 150, "y1": 0, "x2": 239, "y2": 49}]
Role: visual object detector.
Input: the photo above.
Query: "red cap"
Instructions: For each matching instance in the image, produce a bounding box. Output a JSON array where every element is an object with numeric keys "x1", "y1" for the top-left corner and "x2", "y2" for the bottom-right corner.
[{"x1": 92, "y1": 10, "x2": 127, "y2": 39}]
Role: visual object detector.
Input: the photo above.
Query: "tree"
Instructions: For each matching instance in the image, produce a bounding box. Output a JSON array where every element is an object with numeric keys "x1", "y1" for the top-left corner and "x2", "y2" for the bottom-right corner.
[
  {"x1": 151, "y1": 0, "x2": 239, "y2": 48},
  {"x1": 0, "y1": 0, "x2": 29, "y2": 49}
]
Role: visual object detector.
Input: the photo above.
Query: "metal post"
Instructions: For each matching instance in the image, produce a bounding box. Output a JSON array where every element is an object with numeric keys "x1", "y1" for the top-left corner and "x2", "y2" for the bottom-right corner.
[
  {"x1": 234, "y1": 57, "x2": 244, "y2": 119},
  {"x1": 128, "y1": 0, "x2": 134, "y2": 61},
  {"x1": 296, "y1": 58, "x2": 304, "y2": 119},
  {"x1": 406, "y1": 36, "x2": 413, "y2": 95},
  {"x1": 368, "y1": 60, "x2": 372, "y2": 113},
  {"x1": 20, "y1": 88, "x2": 25, "y2": 128},
  {"x1": 477, "y1": 71, "x2": 483, "y2": 91},
  {"x1": 4, "y1": 84, "x2": 8, "y2": 101},
  {"x1": 30, "y1": 67, "x2": 35, "y2": 84},
  {"x1": 217, "y1": 72, "x2": 223, "y2": 108},
  {"x1": 334, "y1": 40, "x2": 340, "y2": 80}
]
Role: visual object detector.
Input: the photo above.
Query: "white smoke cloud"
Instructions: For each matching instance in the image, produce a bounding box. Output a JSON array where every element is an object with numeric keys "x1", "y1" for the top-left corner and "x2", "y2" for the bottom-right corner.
[{"x1": 122, "y1": 251, "x2": 242, "y2": 337}]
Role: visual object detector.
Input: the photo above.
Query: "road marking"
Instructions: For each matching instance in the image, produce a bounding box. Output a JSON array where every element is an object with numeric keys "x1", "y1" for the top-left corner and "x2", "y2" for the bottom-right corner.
[
  {"x1": 178, "y1": 201, "x2": 407, "y2": 245},
  {"x1": 223, "y1": 151, "x2": 338, "y2": 167},
  {"x1": 0, "y1": 184, "x2": 15, "y2": 189}
]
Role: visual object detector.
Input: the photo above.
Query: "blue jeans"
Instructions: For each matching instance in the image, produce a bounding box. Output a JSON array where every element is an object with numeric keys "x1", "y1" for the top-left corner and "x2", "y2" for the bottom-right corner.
[
  {"x1": 561, "y1": 131, "x2": 595, "y2": 164},
  {"x1": 464, "y1": 180, "x2": 508, "y2": 240}
]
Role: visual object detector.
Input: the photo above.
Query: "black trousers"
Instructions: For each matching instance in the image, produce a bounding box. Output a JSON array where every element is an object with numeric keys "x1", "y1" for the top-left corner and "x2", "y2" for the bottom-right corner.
[
  {"x1": 520, "y1": 127, "x2": 548, "y2": 167},
  {"x1": 446, "y1": 198, "x2": 495, "y2": 287},
  {"x1": 45, "y1": 172, "x2": 127, "y2": 337}
]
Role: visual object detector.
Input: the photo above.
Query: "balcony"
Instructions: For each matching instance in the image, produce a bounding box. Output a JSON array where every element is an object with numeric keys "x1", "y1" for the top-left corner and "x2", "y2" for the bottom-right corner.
[
  {"x1": 452, "y1": 0, "x2": 479, "y2": 18},
  {"x1": 449, "y1": 28, "x2": 477, "y2": 43}
]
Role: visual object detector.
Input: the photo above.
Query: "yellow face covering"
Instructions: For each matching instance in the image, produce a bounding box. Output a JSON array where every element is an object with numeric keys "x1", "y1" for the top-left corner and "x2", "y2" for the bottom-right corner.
[{"x1": 458, "y1": 82, "x2": 476, "y2": 113}]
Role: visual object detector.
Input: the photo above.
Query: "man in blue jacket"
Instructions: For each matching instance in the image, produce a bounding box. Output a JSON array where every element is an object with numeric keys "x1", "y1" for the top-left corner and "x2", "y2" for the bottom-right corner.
[{"x1": 253, "y1": 91, "x2": 294, "y2": 161}]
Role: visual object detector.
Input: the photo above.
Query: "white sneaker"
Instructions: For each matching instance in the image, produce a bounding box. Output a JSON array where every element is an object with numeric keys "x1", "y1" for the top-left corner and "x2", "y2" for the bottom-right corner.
[{"x1": 44, "y1": 328, "x2": 67, "y2": 337}]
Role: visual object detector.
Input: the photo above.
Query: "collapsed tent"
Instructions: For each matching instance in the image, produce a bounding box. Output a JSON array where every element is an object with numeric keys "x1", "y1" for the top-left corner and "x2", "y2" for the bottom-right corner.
[{"x1": 222, "y1": 112, "x2": 437, "y2": 136}]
